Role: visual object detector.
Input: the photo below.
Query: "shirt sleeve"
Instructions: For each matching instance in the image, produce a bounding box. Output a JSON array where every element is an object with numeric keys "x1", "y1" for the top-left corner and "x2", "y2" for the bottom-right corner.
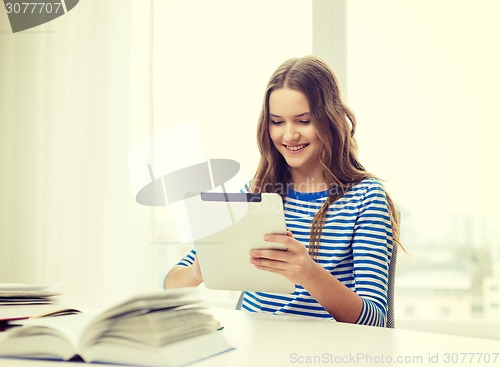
[
  {"x1": 352, "y1": 180, "x2": 394, "y2": 327},
  {"x1": 176, "y1": 248, "x2": 197, "y2": 267}
]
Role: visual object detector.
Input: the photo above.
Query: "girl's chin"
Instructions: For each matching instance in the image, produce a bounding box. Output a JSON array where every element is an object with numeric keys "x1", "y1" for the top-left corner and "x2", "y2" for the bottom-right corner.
[{"x1": 284, "y1": 159, "x2": 305, "y2": 169}]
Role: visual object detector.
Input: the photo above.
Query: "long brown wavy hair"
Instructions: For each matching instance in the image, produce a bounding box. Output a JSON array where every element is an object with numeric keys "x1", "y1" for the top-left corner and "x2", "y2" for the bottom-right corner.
[{"x1": 250, "y1": 55, "x2": 401, "y2": 258}]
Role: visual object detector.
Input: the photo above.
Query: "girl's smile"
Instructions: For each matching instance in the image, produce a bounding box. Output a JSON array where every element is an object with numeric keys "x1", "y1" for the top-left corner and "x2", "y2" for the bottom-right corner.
[{"x1": 284, "y1": 143, "x2": 309, "y2": 153}]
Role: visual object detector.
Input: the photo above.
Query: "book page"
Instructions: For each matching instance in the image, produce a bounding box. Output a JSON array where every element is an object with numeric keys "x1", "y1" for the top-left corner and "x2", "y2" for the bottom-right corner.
[
  {"x1": 0, "y1": 312, "x2": 97, "y2": 360},
  {"x1": 0, "y1": 303, "x2": 80, "y2": 322}
]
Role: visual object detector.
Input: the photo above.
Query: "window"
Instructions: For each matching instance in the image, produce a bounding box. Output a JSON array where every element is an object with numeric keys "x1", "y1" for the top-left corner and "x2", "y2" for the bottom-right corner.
[{"x1": 346, "y1": 0, "x2": 500, "y2": 323}]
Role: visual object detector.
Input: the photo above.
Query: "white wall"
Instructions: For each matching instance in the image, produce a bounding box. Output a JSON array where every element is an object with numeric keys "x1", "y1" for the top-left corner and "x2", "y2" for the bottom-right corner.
[{"x1": 153, "y1": 0, "x2": 313, "y2": 180}]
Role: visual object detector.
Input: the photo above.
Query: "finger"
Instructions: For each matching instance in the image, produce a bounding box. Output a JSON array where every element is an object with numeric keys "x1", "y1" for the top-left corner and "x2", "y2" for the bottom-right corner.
[
  {"x1": 264, "y1": 233, "x2": 290, "y2": 246},
  {"x1": 265, "y1": 233, "x2": 301, "y2": 252},
  {"x1": 253, "y1": 264, "x2": 287, "y2": 275},
  {"x1": 251, "y1": 257, "x2": 288, "y2": 271},
  {"x1": 250, "y1": 249, "x2": 290, "y2": 261}
]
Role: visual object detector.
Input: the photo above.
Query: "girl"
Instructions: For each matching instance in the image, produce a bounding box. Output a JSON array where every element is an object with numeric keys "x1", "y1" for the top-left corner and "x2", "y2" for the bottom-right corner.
[{"x1": 165, "y1": 55, "x2": 400, "y2": 327}]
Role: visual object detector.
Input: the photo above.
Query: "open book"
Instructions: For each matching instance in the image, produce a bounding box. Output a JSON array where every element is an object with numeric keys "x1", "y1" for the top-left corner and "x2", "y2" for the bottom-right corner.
[{"x1": 0, "y1": 289, "x2": 233, "y2": 366}]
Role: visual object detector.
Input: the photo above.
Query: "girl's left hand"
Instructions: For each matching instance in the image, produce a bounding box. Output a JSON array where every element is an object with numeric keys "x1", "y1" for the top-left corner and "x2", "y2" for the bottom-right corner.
[{"x1": 250, "y1": 231, "x2": 317, "y2": 285}]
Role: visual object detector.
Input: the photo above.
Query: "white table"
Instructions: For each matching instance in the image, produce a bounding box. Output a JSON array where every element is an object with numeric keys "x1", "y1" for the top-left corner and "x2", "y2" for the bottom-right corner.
[
  {"x1": 1, "y1": 308, "x2": 500, "y2": 366},
  {"x1": 200, "y1": 308, "x2": 500, "y2": 366}
]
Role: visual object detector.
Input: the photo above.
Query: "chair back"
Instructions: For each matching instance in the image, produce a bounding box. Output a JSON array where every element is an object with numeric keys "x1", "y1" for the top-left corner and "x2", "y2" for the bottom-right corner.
[{"x1": 386, "y1": 244, "x2": 398, "y2": 328}]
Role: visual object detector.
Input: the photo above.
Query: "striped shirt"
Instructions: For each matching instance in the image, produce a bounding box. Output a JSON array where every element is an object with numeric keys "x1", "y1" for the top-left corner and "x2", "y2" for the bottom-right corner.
[{"x1": 176, "y1": 177, "x2": 393, "y2": 327}]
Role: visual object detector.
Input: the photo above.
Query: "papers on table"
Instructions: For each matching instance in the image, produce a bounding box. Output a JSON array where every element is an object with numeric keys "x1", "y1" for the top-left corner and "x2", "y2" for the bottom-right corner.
[
  {"x1": 0, "y1": 283, "x2": 79, "y2": 330},
  {"x1": 0, "y1": 283, "x2": 61, "y2": 306}
]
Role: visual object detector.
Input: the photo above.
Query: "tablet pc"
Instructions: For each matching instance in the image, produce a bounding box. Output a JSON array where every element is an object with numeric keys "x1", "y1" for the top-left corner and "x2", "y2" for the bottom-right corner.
[{"x1": 186, "y1": 192, "x2": 295, "y2": 293}]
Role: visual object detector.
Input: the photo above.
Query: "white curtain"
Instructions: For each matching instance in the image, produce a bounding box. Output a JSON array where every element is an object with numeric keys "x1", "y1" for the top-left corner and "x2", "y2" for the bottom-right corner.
[{"x1": 0, "y1": 0, "x2": 156, "y2": 306}]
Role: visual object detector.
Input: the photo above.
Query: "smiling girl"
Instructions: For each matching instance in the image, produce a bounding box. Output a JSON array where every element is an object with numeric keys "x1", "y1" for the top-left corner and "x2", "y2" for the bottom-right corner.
[{"x1": 165, "y1": 56, "x2": 400, "y2": 327}]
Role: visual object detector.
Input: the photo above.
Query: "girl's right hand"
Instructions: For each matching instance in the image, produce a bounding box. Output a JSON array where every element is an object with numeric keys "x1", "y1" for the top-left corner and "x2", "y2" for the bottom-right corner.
[{"x1": 191, "y1": 255, "x2": 203, "y2": 283}]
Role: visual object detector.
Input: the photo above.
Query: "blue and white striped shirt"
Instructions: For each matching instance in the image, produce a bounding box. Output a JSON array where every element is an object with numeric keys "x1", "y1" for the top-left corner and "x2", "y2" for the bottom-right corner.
[{"x1": 176, "y1": 177, "x2": 393, "y2": 327}]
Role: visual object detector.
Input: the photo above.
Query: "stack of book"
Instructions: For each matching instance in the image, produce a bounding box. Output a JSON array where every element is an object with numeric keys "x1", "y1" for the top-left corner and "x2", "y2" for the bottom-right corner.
[
  {"x1": 0, "y1": 288, "x2": 233, "y2": 366},
  {"x1": 0, "y1": 283, "x2": 60, "y2": 305},
  {"x1": 0, "y1": 283, "x2": 77, "y2": 330}
]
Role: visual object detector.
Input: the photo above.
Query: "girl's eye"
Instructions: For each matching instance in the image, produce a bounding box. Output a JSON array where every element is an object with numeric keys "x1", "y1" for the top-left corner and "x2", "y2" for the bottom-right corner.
[
  {"x1": 298, "y1": 120, "x2": 311, "y2": 125},
  {"x1": 270, "y1": 120, "x2": 284, "y2": 125}
]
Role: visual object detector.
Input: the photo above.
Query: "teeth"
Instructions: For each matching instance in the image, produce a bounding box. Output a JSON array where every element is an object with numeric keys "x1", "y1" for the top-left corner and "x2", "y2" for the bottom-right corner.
[{"x1": 287, "y1": 144, "x2": 307, "y2": 151}]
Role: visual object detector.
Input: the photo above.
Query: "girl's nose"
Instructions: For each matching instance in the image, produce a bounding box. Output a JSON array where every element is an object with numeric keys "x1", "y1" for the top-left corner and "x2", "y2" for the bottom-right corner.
[{"x1": 283, "y1": 123, "x2": 300, "y2": 142}]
